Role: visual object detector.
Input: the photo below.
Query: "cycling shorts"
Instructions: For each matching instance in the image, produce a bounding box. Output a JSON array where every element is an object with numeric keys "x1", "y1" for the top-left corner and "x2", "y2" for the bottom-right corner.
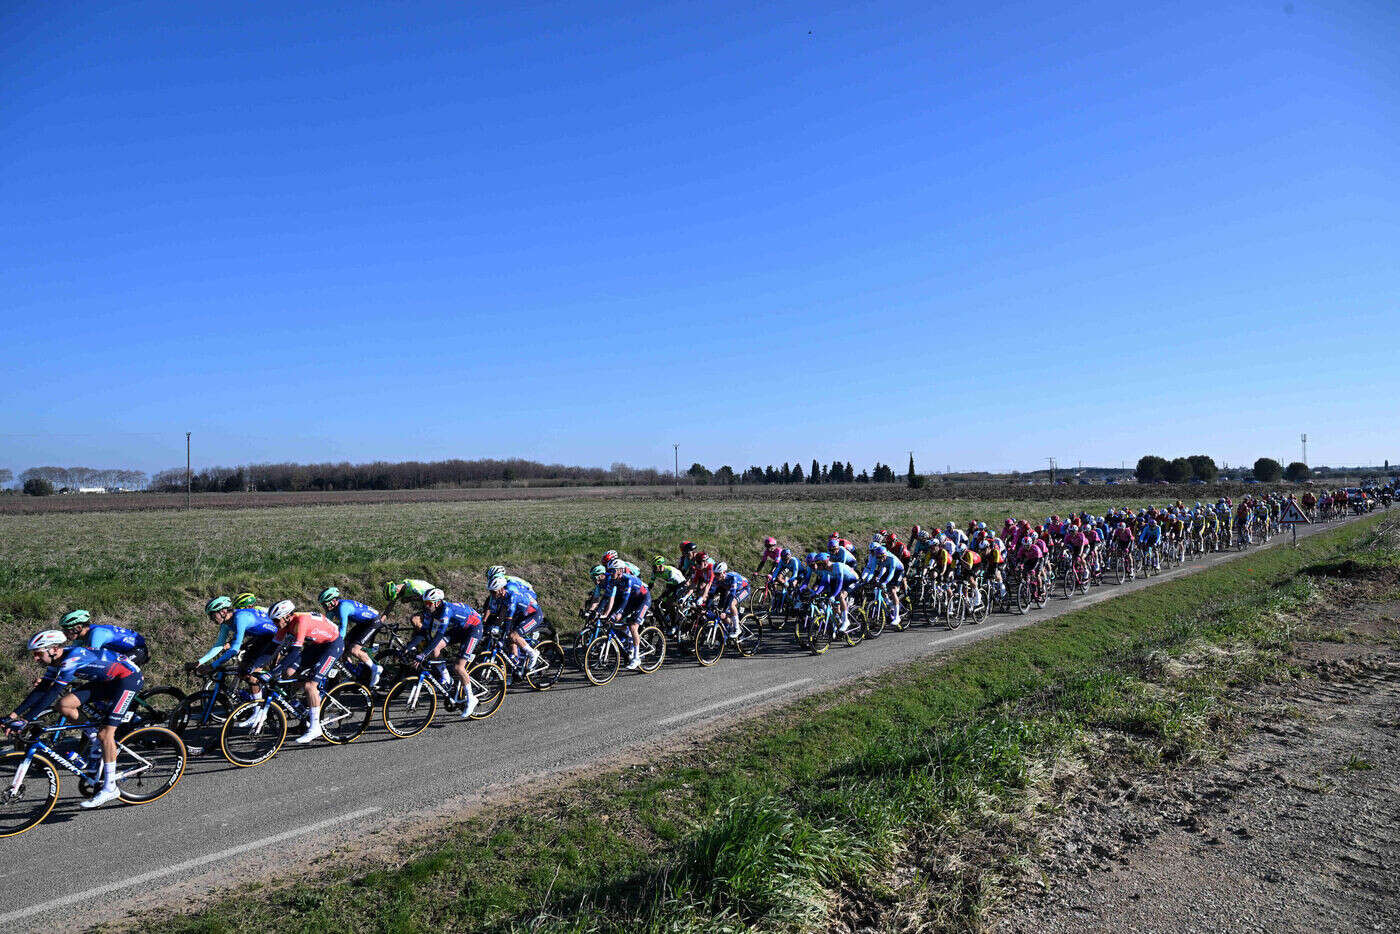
[
  {"x1": 298, "y1": 638, "x2": 344, "y2": 686},
  {"x1": 240, "y1": 633, "x2": 279, "y2": 674},
  {"x1": 443, "y1": 625, "x2": 483, "y2": 661},
  {"x1": 621, "y1": 592, "x2": 652, "y2": 624},
  {"x1": 71, "y1": 671, "x2": 144, "y2": 727},
  {"x1": 511, "y1": 608, "x2": 544, "y2": 638}
]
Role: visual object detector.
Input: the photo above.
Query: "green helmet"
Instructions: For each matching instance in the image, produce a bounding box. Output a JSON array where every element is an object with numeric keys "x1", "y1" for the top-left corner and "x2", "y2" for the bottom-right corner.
[
  {"x1": 318, "y1": 586, "x2": 341, "y2": 605},
  {"x1": 652, "y1": 555, "x2": 666, "y2": 567},
  {"x1": 205, "y1": 596, "x2": 233, "y2": 615},
  {"x1": 58, "y1": 609, "x2": 91, "y2": 631},
  {"x1": 234, "y1": 592, "x2": 258, "y2": 609},
  {"x1": 383, "y1": 581, "x2": 404, "y2": 603},
  {"x1": 591, "y1": 564, "x2": 607, "y2": 578}
]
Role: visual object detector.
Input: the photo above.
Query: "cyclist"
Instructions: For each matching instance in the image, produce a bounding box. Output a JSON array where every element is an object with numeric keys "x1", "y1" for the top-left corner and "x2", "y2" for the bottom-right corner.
[
  {"x1": 318, "y1": 587, "x2": 385, "y2": 688},
  {"x1": 707, "y1": 562, "x2": 750, "y2": 637},
  {"x1": 193, "y1": 596, "x2": 279, "y2": 706},
  {"x1": 811, "y1": 553, "x2": 858, "y2": 632},
  {"x1": 486, "y1": 575, "x2": 547, "y2": 672},
  {"x1": 688, "y1": 551, "x2": 718, "y2": 604},
  {"x1": 649, "y1": 555, "x2": 688, "y2": 631},
  {"x1": 1111, "y1": 521, "x2": 1136, "y2": 579},
  {"x1": 382, "y1": 578, "x2": 438, "y2": 632},
  {"x1": 1064, "y1": 521, "x2": 1090, "y2": 587},
  {"x1": 596, "y1": 560, "x2": 652, "y2": 670},
  {"x1": 1138, "y1": 518, "x2": 1162, "y2": 572},
  {"x1": 5, "y1": 630, "x2": 142, "y2": 809},
  {"x1": 864, "y1": 544, "x2": 906, "y2": 627},
  {"x1": 954, "y1": 544, "x2": 983, "y2": 611},
  {"x1": 755, "y1": 536, "x2": 783, "y2": 576},
  {"x1": 827, "y1": 536, "x2": 859, "y2": 569},
  {"x1": 57, "y1": 610, "x2": 148, "y2": 667},
  {"x1": 583, "y1": 564, "x2": 611, "y2": 616},
  {"x1": 265, "y1": 600, "x2": 343, "y2": 744},
  {"x1": 420, "y1": 589, "x2": 482, "y2": 718},
  {"x1": 677, "y1": 541, "x2": 699, "y2": 577},
  {"x1": 599, "y1": 551, "x2": 641, "y2": 578}
]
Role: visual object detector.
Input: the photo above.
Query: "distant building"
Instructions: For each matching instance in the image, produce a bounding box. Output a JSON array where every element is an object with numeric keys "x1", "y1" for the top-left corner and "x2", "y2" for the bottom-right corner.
[{"x1": 77, "y1": 487, "x2": 106, "y2": 494}]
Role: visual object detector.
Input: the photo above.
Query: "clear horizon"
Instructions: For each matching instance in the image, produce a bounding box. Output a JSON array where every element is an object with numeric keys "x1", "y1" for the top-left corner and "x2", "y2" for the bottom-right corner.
[{"x1": 4, "y1": 2, "x2": 1397, "y2": 477}]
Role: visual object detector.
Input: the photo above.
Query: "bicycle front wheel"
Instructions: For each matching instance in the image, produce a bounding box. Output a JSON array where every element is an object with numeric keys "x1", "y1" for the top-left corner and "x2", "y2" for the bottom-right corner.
[
  {"x1": 0, "y1": 751, "x2": 60, "y2": 838},
  {"x1": 135, "y1": 686, "x2": 186, "y2": 727},
  {"x1": 220, "y1": 702, "x2": 288, "y2": 767},
  {"x1": 322, "y1": 682, "x2": 374, "y2": 744},
  {"x1": 115, "y1": 726, "x2": 186, "y2": 804},
  {"x1": 584, "y1": 635, "x2": 621, "y2": 685},
  {"x1": 525, "y1": 640, "x2": 566, "y2": 691},
  {"x1": 168, "y1": 689, "x2": 233, "y2": 754},
  {"x1": 382, "y1": 677, "x2": 437, "y2": 738},
  {"x1": 695, "y1": 621, "x2": 726, "y2": 666},
  {"x1": 735, "y1": 615, "x2": 761, "y2": 657}
]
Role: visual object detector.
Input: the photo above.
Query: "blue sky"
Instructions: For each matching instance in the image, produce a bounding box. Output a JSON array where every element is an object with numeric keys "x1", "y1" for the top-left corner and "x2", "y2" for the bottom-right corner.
[{"x1": 2, "y1": 1, "x2": 1396, "y2": 477}]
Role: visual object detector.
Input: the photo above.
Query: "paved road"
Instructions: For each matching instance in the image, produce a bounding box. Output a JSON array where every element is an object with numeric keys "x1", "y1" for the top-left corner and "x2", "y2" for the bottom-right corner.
[{"x1": 0, "y1": 516, "x2": 1366, "y2": 928}]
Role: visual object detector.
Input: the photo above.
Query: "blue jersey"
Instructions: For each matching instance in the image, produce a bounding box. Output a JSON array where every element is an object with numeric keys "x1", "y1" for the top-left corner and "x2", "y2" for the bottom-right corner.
[
  {"x1": 15, "y1": 646, "x2": 140, "y2": 719},
  {"x1": 198, "y1": 607, "x2": 277, "y2": 668},
  {"x1": 712, "y1": 571, "x2": 749, "y2": 599},
  {"x1": 84, "y1": 624, "x2": 146, "y2": 656},
  {"x1": 609, "y1": 574, "x2": 650, "y2": 609},
  {"x1": 830, "y1": 546, "x2": 858, "y2": 568},
  {"x1": 875, "y1": 553, "x2": 904, "y2": 583},
  {"x1": 428, "y1": 600, "x2": 481, "y2": 635},
  {"x1": 489, "y1": 581, "x2": 540, "y2": 622},
  {"x1": 771, "y1": 554, "x2": 801, "y2": 582},
  {"x1": 331, "y1": 599, "x2": 381, "y2": 638},
  {"x1": 1139, "y1": 525, "x2": 1161, "y2": 546}
]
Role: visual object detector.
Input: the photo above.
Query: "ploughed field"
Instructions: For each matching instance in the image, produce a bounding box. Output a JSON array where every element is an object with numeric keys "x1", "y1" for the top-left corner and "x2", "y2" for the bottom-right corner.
[{"x1": 0, "y1": 492, "x2": 1147, "y2": 699}]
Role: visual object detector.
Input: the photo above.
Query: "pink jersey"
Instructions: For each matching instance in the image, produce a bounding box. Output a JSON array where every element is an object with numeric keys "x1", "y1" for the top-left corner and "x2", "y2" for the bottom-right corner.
[{"x1": 760, "y1": 545, "x2": 782, "y2": 564}]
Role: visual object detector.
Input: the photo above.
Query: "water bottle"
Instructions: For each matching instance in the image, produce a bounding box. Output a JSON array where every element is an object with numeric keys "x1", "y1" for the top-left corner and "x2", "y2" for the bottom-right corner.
[{"x1": 65, "y1": 748, "x2": 88, "y2": 771}]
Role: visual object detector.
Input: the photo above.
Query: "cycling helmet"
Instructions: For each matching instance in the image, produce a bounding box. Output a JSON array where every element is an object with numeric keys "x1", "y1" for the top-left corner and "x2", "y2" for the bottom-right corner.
[
  {"x1": 488, "y1": 575, "x2": 508, "y2": 591},
  {"x1": 976, "y1": 522, "x2": 987, "y2": 531},
  {"x1": 607, "y1": 559, "x2": 626, "y2": 571},
  {"x1": 602, "y1": 550, "x2": 619, "y2": 564},
  {"x1": 779, "y1": 547, "x2": 791, "y2": 559},
  {"x1": 956, "y1": 543, "x2": 968, "y2": 554},
  {"x1": 317, "y1": 586, "x2": 340, "y2": 605},
  {"x1": 205, "y1": 596, "x2": 233, "y2": 615},
  {"x1": 592, "y1": 564, "x2": 607, "y2": 578},
  {"x1": 486, "y1": 565, "x2": 506, "y2": 581},
  {"x1": 58, "y1": 610, "x2": 91, "y2": 631},
  {"x1": 695, "y1": 551, "x2": 708, "y2": 564},
  {"x1": 763, "y1": 536, "x2": 776, "y2": 546},
  {"x1": 918, "y1": 529, "x2": 932, "y2": 540},
  {"x1": 383, "y1": 581, "x2": 404, "y2": 602},
  {"x1": 269, "y1": 600, "x2": 295, "y2": 620},
  {"x1": 28, "y1": 630, "x2": 66, "y2": 651},
  {"x1": 680, "y1": 541, "x2": 695, "y2": 552},
  {"x1": 234, "y1": 592, "x2": 259, "y2": 609},
  {"x1": 911, "y1": 524, "x2": 923, "y2": 536},
  {"x1": 714, "y1": 562, "x2": 728, "y2": 575},
  {"x1": 870, "y1": 544, "x2": 887, "y2": 557},
  {"x1": 424, "y1": 588, "x2": 445, "y2": 603},
  {"x1": 817, "y1": 552, "x2": 831, "y2": 563}
]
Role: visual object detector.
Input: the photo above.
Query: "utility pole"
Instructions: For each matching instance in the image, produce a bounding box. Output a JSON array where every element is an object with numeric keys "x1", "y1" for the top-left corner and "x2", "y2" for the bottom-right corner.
[
  {"x1": 185, "y1": 431, "x2": 192, "y2": 509},
  {"x1": 673, "y1": 443, "x2": 679, "y2": 486},
  {"x1": 1047, "y1": 457, "x2": 1056, "y2": 484},
  {"x1": 1301, "y1": 433, "x2": 1307, "y2": 466}
]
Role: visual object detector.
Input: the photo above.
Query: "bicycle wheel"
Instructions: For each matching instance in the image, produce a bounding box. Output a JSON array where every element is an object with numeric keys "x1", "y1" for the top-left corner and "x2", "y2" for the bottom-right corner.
[
  {"x1": 865, "y1": 599, "x2": 887, "y2": 638},
  {"x1": 810, "y1": 615, "x2": 831, "y2": 655},
  {"x1": 525, "y1": 640, "x2": 566, "y2": 690},
  {"x1": 114, "y1": 726, "x2": 186, "y2": 804},
  {"x1": 322, "y1": 682, "x2": 373, "y2": 744},
  {"x1": 735, "y1": 615, "x2": 761, "y2": 657},
  {"x1": 135, "y1": 686, "x2": 186, "y2": 727},
  {"x1": 467, "y1": 661, "x2": 507, "y2": 720},
  {"x1": 694, "y1": 620, "x2": 725, "y2": 666},
  {"x1": 168, "y1": 689, "x2": 234, "y2": 754},
  {"x1": 584, "y1": 635, "x2": 621, "y2": 685},
  {"x1": 0, "y1": 751, "x2": 60, "y2": 838},
  {"x1": 793, "y1": 614, "x2": 811, "y2": 648},
  {"x1": 973, "y1": 586, "x2": 991, "y2": 623},
  {"x1": 637, "y1": 626, "x2": 667, "y2": 673},
  {"x1": 382, "y1": 677, "x2": 437, "y2": 738},
  {"x1": 945, "y1": 590, "x2": 963, "y2": 629},
  {"x1": 220, "y1": 702, "x2": 288, "y2": 767}
]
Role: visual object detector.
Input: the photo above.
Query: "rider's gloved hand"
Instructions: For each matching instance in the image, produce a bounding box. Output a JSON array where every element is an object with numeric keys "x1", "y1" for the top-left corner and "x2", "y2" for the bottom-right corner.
[{"x1": 3, "y1": 718, "x2": 27, "y2": 734}]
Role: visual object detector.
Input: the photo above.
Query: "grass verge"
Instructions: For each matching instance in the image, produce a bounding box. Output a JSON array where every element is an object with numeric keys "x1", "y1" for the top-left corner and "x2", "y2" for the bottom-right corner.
[{"x1": 137, "y1": 514, "x2": 1397, "y2": 933}]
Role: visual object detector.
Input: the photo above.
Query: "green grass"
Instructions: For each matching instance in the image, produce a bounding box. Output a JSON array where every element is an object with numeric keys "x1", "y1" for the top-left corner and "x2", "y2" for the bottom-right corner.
[
  {"x1": 0, "y1": 492, "x2": 1151, "y2": 698},
  {"x1": 135, "y1": 514, "x2": 1393, "y2": 934}
]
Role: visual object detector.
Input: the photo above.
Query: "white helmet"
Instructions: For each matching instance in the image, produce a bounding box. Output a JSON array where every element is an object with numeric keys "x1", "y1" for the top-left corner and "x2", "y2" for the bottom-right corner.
[
  {"x1": 269, "y1": 599, "x2": 295, "y2": 620},
  {"x1": 714, "y1": 562, "x2": 728, "y2": 575},
  {"x1": 607, "y1": 559, "x2": 626, "y2": 571},
  {"x1": 425, "y1": 588, "x2": 445, "y2": 603},
  {"x1": 488, "y1": 575, "x2": 508, "y2": 591},
  {"x1": 28, "y1": 630, "x2": 67, "y2": 651},
  {"x1": 485, "y1": 565, "x2": 505, "y2": 582}
]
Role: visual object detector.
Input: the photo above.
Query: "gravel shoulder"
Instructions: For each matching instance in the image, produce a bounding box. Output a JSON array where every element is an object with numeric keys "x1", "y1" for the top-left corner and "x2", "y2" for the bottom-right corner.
[{"x1": 994, "y1": 581, "x2": 1400, "y2": 934}]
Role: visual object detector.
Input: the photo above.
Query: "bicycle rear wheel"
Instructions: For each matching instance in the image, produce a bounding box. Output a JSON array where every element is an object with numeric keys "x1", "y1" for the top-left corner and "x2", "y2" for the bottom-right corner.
[
  {"x1": 0, "y1": 751, "x2": 60, "y2": 838},
  {"x1": 168, "y1": 689, "x2": 234, "y2": 755},
  {"x1": 695, "y1": 621, "x2": 725, "y2": 666},
  {"x1": 810, "y1": 616, "x2": 831, "y2": 655},
  {"x1": 322, "y1": 682, "x2": 374, "y2": 744},
  {"x1": 584, "y1": 635, "x2": 621, "y2": 685},
  {"x1": 382, "y1": 677, "x2": 437, "y2": 737},
  {"x1": 115, "y1": 726, "x2": 186, "y2": 804},
  {"x1": 135, "y1": 686, "x2": 186, "y2": 727},
  {"x1": 468, "y1": 662, "x2": 506, "y2": 720},
  {"x1": 637, "y1": 626, "x2": 667, "y2": 672},
  {"x1": 220, "y1": 702, "x2": 288, "y2": 767},
  {"x1": 525, "y1": 640, "x2": 566, "y2": 690}
]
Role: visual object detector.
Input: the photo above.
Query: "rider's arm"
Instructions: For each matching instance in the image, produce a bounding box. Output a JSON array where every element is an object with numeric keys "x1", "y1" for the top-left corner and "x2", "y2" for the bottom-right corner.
[{"x1": 197, "y1": 621, "x2": 236, "y2": 666}]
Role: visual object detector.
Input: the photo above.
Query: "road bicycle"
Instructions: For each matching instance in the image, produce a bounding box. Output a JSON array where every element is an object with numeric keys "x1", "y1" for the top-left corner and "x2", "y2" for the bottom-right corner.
[
  {"x1": 693, "y1": 603, "x2": 761, "y2": 666},
  {"x1": 576, "y1": 612, "x2": 666, "y2": 685},
  {"x1": 380, "y1": 656, "x2": 507, "y2": 738},
  {"x1": 473, "y1": 622, "x2": 566, "y2": 692},
  {"x1": 1, "y1": 717, "x2": 186, "y2": 838},
  {"x1": 219, "y1": 672, "x2": 375, "y2": 767}
]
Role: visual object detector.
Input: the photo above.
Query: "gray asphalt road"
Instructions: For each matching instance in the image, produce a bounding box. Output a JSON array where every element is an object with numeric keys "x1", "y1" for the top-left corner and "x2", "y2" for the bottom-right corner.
[{"x1": 0, "y1": 517, "x2": 1364, "y2": 928}]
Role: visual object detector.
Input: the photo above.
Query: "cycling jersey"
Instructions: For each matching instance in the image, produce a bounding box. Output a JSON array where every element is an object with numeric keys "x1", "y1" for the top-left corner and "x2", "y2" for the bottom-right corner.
[
  {"x1": 490, "y1": 580, "x2": 544, "y2": 636},
  {"x1": 330, "y1": 598, "x2": 381, "y2": 639},
  {"x1": 758, "y1": 545, "x2": 782, "y2": 567},
  {"x1": 770, "y1": 554, "x2": 801, "y2": 582},
  {"x1": 198, "y1": 607, "x2": 277, "y2": 668},
  {"x1": 1139, "y1": 525, "x2": 1162, "y2": 546},
  {"x1": 829, "y1": 546, "x2": 858, "y2": 568},
  {"x1": 384, "y1": 578, "x2": 436, "y2": 616},
  {"x1": 650, "y1": 564, "x2": 686, "y2": 588},
  {"x1": 957, "y1": 550, "x2": 982, "y2": 575},
  {"x1": 15, "y1": 646, "x2": 141, "y2": 724},
  {"x1": 711, "y1": 571, "x2": 750, "y2": 602},
  {"x1": 610, "y1": 574, "x2": 651, "y2": 610},
  {"x1": 81, "y1": 624, "x2": 147, "y2": 664},
  {"x1": 425, "y1": 601, "x2": 484, "y2": 658},
  {"x1": 870, "y1": 553, "x2": 905, "y2": 585},
  {"x1": 275, "y1": 612, "x2": 340, "y2": 673}
]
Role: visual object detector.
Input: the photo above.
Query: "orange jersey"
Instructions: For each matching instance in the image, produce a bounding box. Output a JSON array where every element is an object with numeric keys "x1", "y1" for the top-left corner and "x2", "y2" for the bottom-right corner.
[{"x1": 276, "y1": 612, "x2": 339, "y2": 647}]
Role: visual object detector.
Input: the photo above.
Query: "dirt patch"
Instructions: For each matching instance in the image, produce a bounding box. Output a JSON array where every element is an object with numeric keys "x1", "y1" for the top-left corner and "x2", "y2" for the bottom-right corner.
[{"x1": 993, "y1": 606, "x2": 1400, "y2": 933}]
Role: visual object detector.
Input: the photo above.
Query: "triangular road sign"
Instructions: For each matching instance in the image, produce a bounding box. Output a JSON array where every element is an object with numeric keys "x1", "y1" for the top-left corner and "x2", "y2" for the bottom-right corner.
[{"x1": 1280, "y1": 500, "x2": 1309, "y2": 524}]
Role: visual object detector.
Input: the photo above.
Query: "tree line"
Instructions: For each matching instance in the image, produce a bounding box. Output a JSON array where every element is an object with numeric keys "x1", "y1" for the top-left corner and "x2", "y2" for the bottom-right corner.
[
  {"x1": 1134, "y1": 455, "x2": 1314, "y2": 484},
  {"x1": 10, "y1": 466, "x2": 149, "y2": 496},
  {"x1": 685, "y1": 459, "x2": 905, "y2": 485}
]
